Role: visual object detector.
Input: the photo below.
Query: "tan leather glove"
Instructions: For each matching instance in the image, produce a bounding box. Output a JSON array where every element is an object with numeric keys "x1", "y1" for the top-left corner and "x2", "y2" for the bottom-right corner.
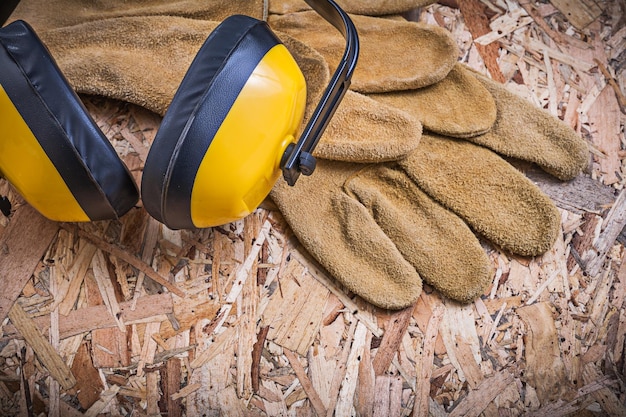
[
  {"x1": 273, "y1": 70, "x2": 588, "y2": 307},
  {"x1": 271, "y1": 158, "x2": 493, "y2": 309},
  {"x1": 270, "y1": 13, "x2": 589, "y2": 307}
]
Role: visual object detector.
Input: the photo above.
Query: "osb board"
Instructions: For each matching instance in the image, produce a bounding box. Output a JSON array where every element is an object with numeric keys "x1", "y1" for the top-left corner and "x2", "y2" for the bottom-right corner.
[{"x1": 0, "y1": 0, "x2": 625, "y2": 416}]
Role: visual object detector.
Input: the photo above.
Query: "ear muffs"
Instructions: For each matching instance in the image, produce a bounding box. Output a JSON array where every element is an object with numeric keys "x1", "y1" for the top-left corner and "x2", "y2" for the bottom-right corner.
[
  {"x1": 141, "y1": 15, "x2": 307, "y2": 229},
  {"x1": 0, "y1": 20, "x2": 139, "y2": 221},
  {"x1": 0, "y1": 0, "x2": 358, "y2": 228}
]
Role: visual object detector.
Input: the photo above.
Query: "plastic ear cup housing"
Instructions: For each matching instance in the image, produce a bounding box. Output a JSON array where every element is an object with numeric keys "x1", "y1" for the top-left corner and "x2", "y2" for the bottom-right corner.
[
  {"x1": 141, "y1": 15, "x2": 307, "y2": 229},
  {"x1": 0, "y1": 20, "x2": 139, "y2": 221}
]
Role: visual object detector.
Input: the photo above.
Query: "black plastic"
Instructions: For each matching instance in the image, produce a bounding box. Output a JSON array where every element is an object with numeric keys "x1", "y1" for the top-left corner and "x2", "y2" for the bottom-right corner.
[
  {"x1": 0, "y1": 196, "x2": 11, "y2": 217},
  {"x1": 0, "y1": 0, "x2": 19, "y2": 26},
  {"x1": 298, "y1": 152, "x2": 317, "y2": 176},
  {"x1": 280, "y1": 0, "x2": 359, "y2": 186}
]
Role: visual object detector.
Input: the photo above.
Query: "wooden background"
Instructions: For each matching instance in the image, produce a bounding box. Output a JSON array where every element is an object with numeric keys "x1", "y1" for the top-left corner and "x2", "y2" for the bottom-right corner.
[{"x1": 0, "y1": 0, "x2": 625, "y2": 415}]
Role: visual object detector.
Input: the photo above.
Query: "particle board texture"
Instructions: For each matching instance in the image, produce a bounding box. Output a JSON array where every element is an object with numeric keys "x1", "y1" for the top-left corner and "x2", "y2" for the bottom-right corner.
[{"x1": 1, "y1": 0, "x2": 626, "y2": 415}]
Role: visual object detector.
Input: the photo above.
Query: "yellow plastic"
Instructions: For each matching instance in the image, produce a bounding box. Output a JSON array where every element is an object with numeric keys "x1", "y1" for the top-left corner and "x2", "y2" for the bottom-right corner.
[
  {"x1": 0, "y1": 84, "x2": 89, "y2": 221},
  {"x1": 190, "y1": 44, "x2": 307, "y2": 227}
]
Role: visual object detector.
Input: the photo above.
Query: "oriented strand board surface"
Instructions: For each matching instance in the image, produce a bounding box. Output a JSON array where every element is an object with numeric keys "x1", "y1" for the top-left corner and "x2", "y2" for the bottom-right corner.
[
  {"x1": 549, "y1": 0, "x2": 603, "y2": 29},
  {"x1": 1, "y1": 0, "x2": 626, "y2": 415}
]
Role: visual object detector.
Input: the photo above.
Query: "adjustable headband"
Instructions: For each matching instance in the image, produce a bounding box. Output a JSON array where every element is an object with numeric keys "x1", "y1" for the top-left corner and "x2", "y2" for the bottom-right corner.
[{"x1": 280, "y1": 0, "x2": 360, "y2": 186}]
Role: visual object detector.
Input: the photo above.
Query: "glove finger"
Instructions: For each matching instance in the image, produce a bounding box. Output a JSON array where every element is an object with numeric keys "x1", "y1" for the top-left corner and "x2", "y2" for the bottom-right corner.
[
  {"x1": 465, "y1": 70, "x2": 589, "y2": 181},
  {"x1": 271, "y1": 160, "x2": 423, "y2": 310},
  {"x1": 40, "y1": 16, "x2": 329, "y2": 117},
  {"x1": 268, "y1": 11, "x2": 459, "y2": 93},
  {"x1": 11, "y1": 0, "x2": 265, "y2": 32},
  {"x1": 316, "y1": 90, "x2": 422, "y2": 162},
  {"x1": 369, "y1": 63, "x2": 497, "y2": 138},
  {"x1": 343, "y1": 163, "x2": 492, "y2": 303},
  {"x1": 401, "y1": 134, "x2": 561, "y2": 256},
  {"x1": 269, "y1": 0, "x2": 437, "y2": 16}
]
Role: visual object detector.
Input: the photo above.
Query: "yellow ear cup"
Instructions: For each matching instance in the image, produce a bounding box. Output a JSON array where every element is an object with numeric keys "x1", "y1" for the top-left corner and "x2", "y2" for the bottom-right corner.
[
  {"x1": 0, "y1": 20, "x2": 139, "y2": 221},
  {"x1": 0, "y1": 84, "x2": 89, "y2": 221},
  {"x1": 141, "y1": 15, "x2": 306, "y2": 229},
  {"x1": 190, "y1": 43, "x2": 306, "y2": 228}
]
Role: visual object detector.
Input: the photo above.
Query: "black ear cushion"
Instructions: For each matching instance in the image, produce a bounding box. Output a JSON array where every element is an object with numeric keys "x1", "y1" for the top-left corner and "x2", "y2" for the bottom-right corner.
[
  {"x1": 0, "y1": 20, "x2": 138, "y2": 220},
  {"x1": 141, "y1": 15, "x2": 283, "y2": 229}
]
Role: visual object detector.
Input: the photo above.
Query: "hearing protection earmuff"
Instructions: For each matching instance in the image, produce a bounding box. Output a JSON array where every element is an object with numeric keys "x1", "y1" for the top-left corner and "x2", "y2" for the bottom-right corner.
[
  {"x1": 0, "y1": 0, "x2": 358, "y2": 228},
  {"x1": 0, "y1": 19, "x2": 139, "y2": 221}
]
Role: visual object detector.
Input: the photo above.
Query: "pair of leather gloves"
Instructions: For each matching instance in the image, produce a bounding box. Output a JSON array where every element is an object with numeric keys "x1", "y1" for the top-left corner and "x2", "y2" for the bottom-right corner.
[{"x1": 8, "y1": 0, "x2": 589, "y2": 309}]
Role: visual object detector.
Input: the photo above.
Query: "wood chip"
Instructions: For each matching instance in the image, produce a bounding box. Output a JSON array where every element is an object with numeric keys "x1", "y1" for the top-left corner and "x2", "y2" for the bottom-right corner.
[
  {"x1": 586, "y1": 84, "x2": 623, "y2": 186},
  {"x1": 66, "y1": 225, "x2": 185, "y2": 298},
  {"x1": 262, "y1": 260, "x2": 330, "y2": 355},
  {"x1": 517, "y1": 302, "x2": 569, "y2": 403},
  {"x1": 171, "y1": 382, "x2": 201, "y2": 401},
  {"x1": 372, "y1": 375, "x2": 403, "y2": 417},
  {"x1": 335, "y1": 321, "x2": 368, "y2": 416},
  {"x1": 284, "y1": 347, "x2": 327, "y2": 417},
  {"x1": 325, "y1": 318, "x2": 358, "y2": 416},
  {"x1": 413, "y1": 302, "x2": 445, "y2": 417},
  {"x1": 84, "y1": 385, "x2": 120, "y2": 417},
  {"x1": 549, "y1": 0, "x2": 603, "y2": 30},
  {"x1": 136, "y1": 321, "x2": 161, "y2": 377},
  {"x1": 162, "y1": 359, "x2": 184, "y2": 417},
  {"x1": 458, "y1": 0, "x2": 506, "y2": 82},
  {"x1": 0, "y1": 205, "x2": 58, "y2": 323},
  {"x1": 70, "y1": 342, "x2": 104, "y2": 410},
  {"x1": 286, "y1": 244, "x2": 383, "y2": 338},
  {"x1": 91, "y1": 251, "x2": 125, "y2": 332},
  {"x1": 372, "y1": 304, "x2": 415, "y2": 376},
  {"x1": 8, "y1": 302, "x2": 76, "y2": 390},
  {"x1": 474, "y1": 7, "x2": 533, "y2": 45},
  {"x1": 448, "y1": 370, "x2": 515, "y2": 417},
  {"x1": 581, "y1": 189, "x2": 626, "y2": 276}
]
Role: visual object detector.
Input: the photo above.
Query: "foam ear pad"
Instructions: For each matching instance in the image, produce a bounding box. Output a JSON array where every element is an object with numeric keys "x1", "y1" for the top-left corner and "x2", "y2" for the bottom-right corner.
[
  {"x1": 141, "y1": 15, "x2": 294, "y2": 230},
  {"x1": 0, "y1": 20, "x2": 139, "y2": 221}
]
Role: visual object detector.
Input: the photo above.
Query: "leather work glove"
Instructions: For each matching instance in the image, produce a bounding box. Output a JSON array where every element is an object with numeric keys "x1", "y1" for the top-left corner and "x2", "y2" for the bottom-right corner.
[
  {"x1": 268, "y1": 11, "x2": 589, "y2": 308},
  {"x1": 272, "y1": 68, "x2": 589, "y2": 307},
  {"x1": 272, "y1": 158, "x2": 493, "y2": 309}
]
